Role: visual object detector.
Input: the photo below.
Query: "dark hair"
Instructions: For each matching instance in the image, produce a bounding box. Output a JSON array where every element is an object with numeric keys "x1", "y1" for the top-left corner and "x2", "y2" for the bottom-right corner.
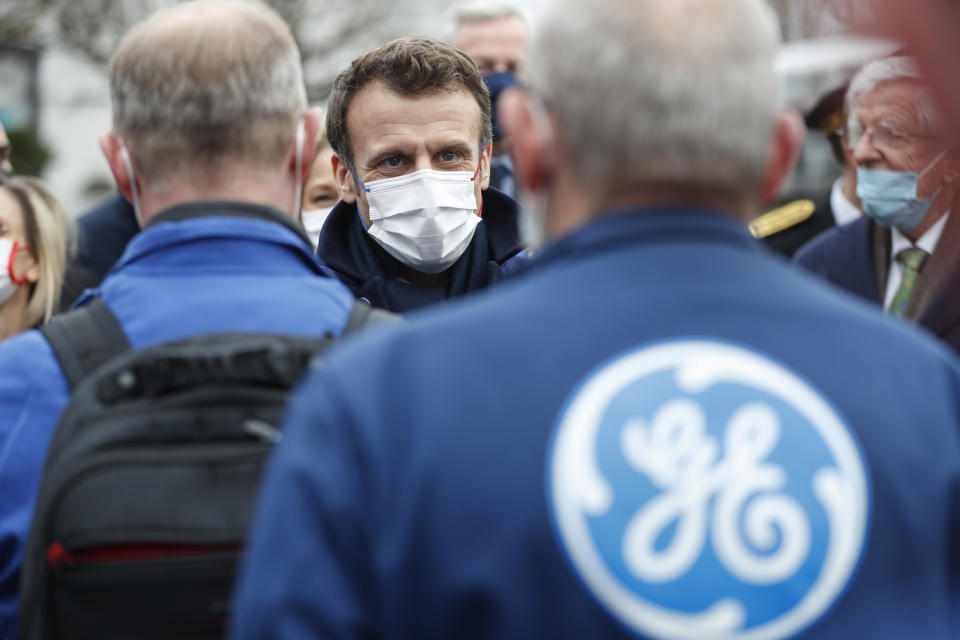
[{"x1": 326, "y1": 36, "x2": 492, "y2": 171}]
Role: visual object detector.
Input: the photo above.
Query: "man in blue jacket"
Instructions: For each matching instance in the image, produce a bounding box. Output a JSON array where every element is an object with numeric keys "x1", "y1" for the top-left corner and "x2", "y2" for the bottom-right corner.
[
  {"x1": 233, "y1": 0, "x2": 960, "y2": 638},
  {"x1": 317, "y1": 36, "x2": 528, "y2": 313},
  {"x1": 0, "y1": 3, "x2": 355, "y2": 637}
]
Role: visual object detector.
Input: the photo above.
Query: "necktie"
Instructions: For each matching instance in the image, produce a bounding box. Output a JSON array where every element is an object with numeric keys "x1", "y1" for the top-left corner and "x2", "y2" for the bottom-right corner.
[{"x1": 889, "y1": 247, "x2": 930, "y2": 318}]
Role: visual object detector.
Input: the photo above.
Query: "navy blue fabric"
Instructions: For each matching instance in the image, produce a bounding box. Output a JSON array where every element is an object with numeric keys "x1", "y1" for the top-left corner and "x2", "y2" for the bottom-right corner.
[
  {"x1": 793, "y1": 216, "x2": 960, "y2": 355},
  {"x1": 316, "y1": 187, "x2": 529, "y2": 312},
  {"x1": 59, "y1": 193, "x2": 139, "y2": 310},
  {"x1": 483, "y1": 71, "x2": 518, "y2": 143},
  {"x1": 792, "y1": 216, "x2": 879, "y2": 304},
  {"x1": 233, "y1": 207, "x2": 960, "y2": 640},
  {"x1": 0, "y1": 202, "x2": 355, "y2": 639}
]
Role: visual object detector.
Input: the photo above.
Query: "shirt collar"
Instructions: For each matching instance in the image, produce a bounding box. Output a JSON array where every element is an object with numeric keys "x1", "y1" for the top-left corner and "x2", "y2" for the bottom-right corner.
[
  {"x1": 890, "y1": 210, "x2": 950, "y2": 258},
  {"x1": 830, "y1": 176, "x2": 862, "y2": 227}
]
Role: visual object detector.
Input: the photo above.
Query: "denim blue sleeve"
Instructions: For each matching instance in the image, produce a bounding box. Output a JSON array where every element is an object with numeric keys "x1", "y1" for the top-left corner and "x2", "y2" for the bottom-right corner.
[
  {"x1": 230, "y1": 362, "x2": 373, "y2": 640},
  {"x1": 0, "y1": 331, "x2": 69, "y2": 639}
]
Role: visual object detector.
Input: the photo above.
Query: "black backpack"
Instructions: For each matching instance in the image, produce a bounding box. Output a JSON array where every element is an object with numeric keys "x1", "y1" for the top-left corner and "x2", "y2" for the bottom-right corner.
[{"x1": 19, "y1": 298, "x2": 396, "y2": 640}]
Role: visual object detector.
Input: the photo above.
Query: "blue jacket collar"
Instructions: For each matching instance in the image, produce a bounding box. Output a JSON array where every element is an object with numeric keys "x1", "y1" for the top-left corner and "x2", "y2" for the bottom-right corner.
[
  {"x1": 104, "y1": 201, "x2": 329, "y2": 280},
  {"x1": 533, "y1": 205, "x2": 761, "y2": 269}
]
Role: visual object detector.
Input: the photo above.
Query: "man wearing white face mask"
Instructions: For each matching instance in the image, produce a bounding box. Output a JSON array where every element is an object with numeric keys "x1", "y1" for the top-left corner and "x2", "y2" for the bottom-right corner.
[
  {"x1": 795, "y1": 56, "x2": 960, "y2": 354},
  {"x1": 0, "y1": 3, "x2": 357, "y2": 635},
  {"x1": 318, "y1": 36, "x2": 530, "y2": 312}
]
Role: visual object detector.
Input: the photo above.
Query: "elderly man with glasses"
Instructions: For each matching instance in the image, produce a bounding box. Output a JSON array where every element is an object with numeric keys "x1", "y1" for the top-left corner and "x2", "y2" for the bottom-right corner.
[{"x1": 795, "y1": 56, "x2": 960, "y2": 354}]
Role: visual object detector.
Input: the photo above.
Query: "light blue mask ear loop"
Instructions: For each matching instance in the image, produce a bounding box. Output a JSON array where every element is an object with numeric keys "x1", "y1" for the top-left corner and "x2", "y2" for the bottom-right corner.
[{"x1": 349, "y1": 168, "x2": 371, "y2": 230}]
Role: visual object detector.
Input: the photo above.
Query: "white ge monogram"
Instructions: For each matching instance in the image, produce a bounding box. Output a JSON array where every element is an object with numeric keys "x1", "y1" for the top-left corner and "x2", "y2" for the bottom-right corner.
[
  {"x1": 548, "y1": 340, "x2": 869, "y2": 640},
  {"x1": 622, "y1": 399, "x2": 809, "y2": 586}
]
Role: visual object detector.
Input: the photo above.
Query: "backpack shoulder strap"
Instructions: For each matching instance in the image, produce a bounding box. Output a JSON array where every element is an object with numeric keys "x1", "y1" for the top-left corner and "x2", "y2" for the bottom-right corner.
[
  {"x1": 40, "y1": 298, "x2": 132, "y2": 391},
  {"x1": 343, "y1": 299, "x2": 400, "y2": 337}
]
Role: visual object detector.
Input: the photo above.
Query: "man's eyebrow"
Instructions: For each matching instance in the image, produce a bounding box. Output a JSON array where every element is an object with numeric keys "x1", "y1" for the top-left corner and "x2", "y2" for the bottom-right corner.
[
  {"x1": 437, "y1": 141, "x2": 474, "y2": 153},
  {"x1": 365, "y1": 147, "x2": 409, "y2": 166}
]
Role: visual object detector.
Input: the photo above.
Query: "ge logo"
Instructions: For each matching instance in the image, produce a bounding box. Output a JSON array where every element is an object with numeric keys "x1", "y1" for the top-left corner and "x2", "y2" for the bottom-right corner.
[{"x1": 548, "y1": 340, "x2": 870, "y2": 640}]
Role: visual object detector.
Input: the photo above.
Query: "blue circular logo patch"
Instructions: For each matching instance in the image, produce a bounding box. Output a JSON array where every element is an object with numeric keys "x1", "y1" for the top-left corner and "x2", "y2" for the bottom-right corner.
[{"x1": 548, "y1": 340, "x2": 869, "y2": 640}]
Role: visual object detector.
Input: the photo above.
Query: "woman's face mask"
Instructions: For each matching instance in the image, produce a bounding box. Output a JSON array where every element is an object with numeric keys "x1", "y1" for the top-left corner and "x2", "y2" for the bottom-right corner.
[{"x1": 0, "y1": 238, "x2": 30, "y2": 306}]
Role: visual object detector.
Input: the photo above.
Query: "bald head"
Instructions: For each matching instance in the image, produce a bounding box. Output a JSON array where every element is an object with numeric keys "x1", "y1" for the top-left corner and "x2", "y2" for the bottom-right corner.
[{"x1": 109, "y1": 0, "x2": 307, "y2": 187}]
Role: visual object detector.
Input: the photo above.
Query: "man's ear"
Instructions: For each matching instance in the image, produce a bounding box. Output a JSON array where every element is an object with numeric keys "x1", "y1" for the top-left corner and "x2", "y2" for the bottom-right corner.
[
  {"x1": 331, "y1": 154, "x2": 357, "y2": 204},
  {"x1": 478, "y1": 142, "x2": 493, "y2": 190},
  {"x1": 99, "y1": 132, "x2": 137, "y2": 203},
  {"x1": 298, "y1": 108, "x2": 322, "y2": 183},
  {"x1": 758, "y1": 107, "x2": 805, "y2": 206},
  {"x1": 499, "y1": 88, "x2": 552, "y2": 193}
]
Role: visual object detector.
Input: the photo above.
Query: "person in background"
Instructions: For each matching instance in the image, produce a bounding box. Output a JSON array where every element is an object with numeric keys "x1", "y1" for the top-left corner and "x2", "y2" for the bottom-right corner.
[
  {"x1": 0, "y1": 123, "x2": 13, "y2": 177},
  {"x1": 230, "y1": 1, "x2": 960, "y2": 638},
  {"x1": 0, "y1": 2, "x2": 356, "y2": 635},
  {"x1": 794, "y1": 56, "x2": 960, "y2": 353},
  {"x1": 0, "y1": 175, "x2": 72, "y2": 340},
  {"x1": 58, "y1": 193, "x2": 138, "y2": 310},
  {"x1": 754, "y1": 84, "x2": 863, "y2": 256},
  {"x1": 453, "y1": 3, "x2": 529, "y2": 197},
  {"x1": 300, "y1": 117, "x2": 339, "y2": 251},
  {"x1": 317, "y1": 36, "x2": 528, "y2": 313}
]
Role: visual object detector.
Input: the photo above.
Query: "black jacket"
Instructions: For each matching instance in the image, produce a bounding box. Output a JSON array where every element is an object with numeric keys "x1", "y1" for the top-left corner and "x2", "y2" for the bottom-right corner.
[{"x1": 316, "y1": 187, "x2": 528, "y2": 313}]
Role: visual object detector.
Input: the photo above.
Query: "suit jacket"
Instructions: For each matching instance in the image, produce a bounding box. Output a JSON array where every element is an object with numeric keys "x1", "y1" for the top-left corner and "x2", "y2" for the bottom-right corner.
[
  {"x1": 59, "y1": 194, "x2": 139, "y2": 311},
  {"x1": 793, "y1": 212, "x2": 960, "y2": 355}
]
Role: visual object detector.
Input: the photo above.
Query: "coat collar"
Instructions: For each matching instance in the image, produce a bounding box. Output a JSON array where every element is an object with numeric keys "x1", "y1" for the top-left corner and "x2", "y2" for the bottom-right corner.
[
  {"x1": 316, "y1": 187, "x2": 524, "y2": 312},
  {"x1": 108, "y1": 201, "x2": 326, "y2": 278},
  {"x1": 531, "y1": 205, "x2": 762, "y2": 271}
]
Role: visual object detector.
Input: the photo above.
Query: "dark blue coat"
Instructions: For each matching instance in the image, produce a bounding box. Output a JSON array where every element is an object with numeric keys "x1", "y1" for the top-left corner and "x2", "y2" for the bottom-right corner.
[
  {"x1": 59, "y1": 193, "x2": 139, "y2": 310},
  {"x1": 0, "y1": 202, "x2": 354, "y2": 639},
  {"x1": 232, "y1": 207, "x2": 960, "y2": 640},
  {"x1": 794, "y1": 215, "x2": 960, "y2": 355},
  {"x1": 316, "y1": 187, "x2": 529, "y2": 312}
]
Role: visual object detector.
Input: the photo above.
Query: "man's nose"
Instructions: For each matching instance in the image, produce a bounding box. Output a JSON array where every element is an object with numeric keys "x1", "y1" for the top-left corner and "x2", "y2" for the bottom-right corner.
[
  {"x1": 412, "y1": 154, "x2": 433, "y2": 172},
  {"x1": 852, "y1": 131, "x2": 882, "y2": 166}
]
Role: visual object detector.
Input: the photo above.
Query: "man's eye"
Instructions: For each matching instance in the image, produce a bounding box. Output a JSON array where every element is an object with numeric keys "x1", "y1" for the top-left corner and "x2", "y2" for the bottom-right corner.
[
  {"x1": 382, "y1": 157, "x2": 403, "y2": 168},
  {"x1": 440, "y1": 151, "x2": 459, "y2": 162}
]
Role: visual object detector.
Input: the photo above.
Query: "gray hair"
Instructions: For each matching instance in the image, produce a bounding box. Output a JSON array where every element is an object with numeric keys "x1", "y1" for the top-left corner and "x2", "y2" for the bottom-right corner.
[
  {"x1": 524, "y1": 0, "x2": 781, "y2": 199},
  {"x1": 110, "y1": 0, "x2": 307, "y2": 186},
  {"x1": 846, "y1": 56, "x2": 943, "y2": 133}
]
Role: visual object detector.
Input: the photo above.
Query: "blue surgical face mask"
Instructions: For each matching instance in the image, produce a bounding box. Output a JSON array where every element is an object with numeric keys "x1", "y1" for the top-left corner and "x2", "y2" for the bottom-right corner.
[
  {"x1": 856, "y1": 150, "x2": 947, "y2": 233},
  {"x1": 483, "y1": 71, "x2": 518, "y2": 143}
]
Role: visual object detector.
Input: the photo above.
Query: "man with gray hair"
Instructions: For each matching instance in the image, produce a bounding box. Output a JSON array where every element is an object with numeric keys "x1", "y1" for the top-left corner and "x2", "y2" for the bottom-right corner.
[
  {"x1": 232, "y1": 1, "x2": 960, "y2": 639},
  {"x1": 453, "y1": 2, "x2": 529, "y2": 196},
  {"x1": 795, "y1": 56, "x2": 960, "y2": 353},
  {"x1": 0, "y1": 2, "x2": 355, "y2": 635}
]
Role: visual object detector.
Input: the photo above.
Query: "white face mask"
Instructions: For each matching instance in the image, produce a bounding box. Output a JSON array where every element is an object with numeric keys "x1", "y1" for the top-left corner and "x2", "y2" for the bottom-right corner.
[
  {"x1": 301, "y1": 206, "x2": 333, "y2": 251},
  {"x1": 355, "y1": 165, "x2": 483, "y2": 274},
  {"x1": 0, "y1": 238, "x2": 29, "y2": 305}
]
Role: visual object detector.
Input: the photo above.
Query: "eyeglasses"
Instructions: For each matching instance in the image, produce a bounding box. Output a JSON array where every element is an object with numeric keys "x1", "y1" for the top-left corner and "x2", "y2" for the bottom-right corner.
[{"x1": 842, "y1": 121, "x2": 940, "y2": 152}]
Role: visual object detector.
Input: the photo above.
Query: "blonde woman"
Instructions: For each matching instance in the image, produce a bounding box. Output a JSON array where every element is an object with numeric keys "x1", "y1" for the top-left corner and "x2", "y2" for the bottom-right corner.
[{"x1": 0, "y1": 175, "x2": 72, "y2": 340}]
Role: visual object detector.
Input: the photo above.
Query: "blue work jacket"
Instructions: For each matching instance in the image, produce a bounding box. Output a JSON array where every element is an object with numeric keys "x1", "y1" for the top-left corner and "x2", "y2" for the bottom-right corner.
[
  {"x1": 0, "y1": 201, "x2": 354, "y2": 638},
  {"x1": 232, "y1": 206, "x2": 960, "y2": 640}
]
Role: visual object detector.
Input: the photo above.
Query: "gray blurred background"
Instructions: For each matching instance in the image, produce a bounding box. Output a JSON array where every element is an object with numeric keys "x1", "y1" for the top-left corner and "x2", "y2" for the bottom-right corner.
[{"x1": 0, "y1": 0, "x2": 891, "y2": 215}]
